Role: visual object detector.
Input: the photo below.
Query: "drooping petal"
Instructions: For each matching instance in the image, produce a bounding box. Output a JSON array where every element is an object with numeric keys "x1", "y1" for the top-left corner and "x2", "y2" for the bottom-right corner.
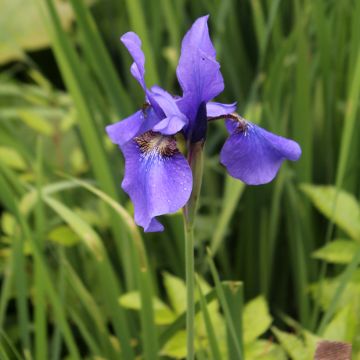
[
  {"x1": 121, "y1": 132, "x2": 192, "y2": 232},
  {"x1": 152, "y1": 116, "x2": 187, "y2": 135},
  {"x1": 150, "y1": 86, "x2": 188, "y2": 134},
  {"x1": 220, "y1": 121, "x2": 301, "y2": 185},
  {"x1": 176, "y1": 15, "x2": 224, "y2": 125},
  {"x1": 121, "y1": 32, "x2": 146, "y2": 89},
  {"x1": 206, "y1": 102, "x2": 237, "y2": 117},
  {"x1": 106, "y1": 108, "x2": 160, "y2": 147}
]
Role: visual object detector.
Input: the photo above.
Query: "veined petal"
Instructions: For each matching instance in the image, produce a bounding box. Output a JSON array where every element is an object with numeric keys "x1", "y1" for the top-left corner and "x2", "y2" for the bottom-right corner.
[
  {"x1": 176, "y1": 15, "x2": 224, "y2": 123},
  {"x1": 121, "y1": 132, "x2": 192, "y2": 232},
  {"x1": 206, "y1": 102, "x2": 237, "y2": 117},
  {"x1": 121, "y1": 32, "x2": 146, "y2": 89},
  {"x1": 106, "y1": 108, "x2": 160, "y2": 147},
  {"x1": 220, "y1": 121, "x2": 301, "y2": 185}
]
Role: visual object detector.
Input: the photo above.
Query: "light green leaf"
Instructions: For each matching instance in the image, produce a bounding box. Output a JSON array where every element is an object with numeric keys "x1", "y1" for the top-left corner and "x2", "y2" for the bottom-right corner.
[
  {"x1": 245, "y1": 340, "x2": 287, "y2": 360},
  {"x1": 243, "y1": 296, "x2": 272, "y2": 344},
  {"x1": 301, "y1": 185, "x2": 360, "y2": 242},
  {"x1": 160, "y1": 331, "x2": 186, "y2": 359},
  {"x1": 0, "y1": 0, "x2": 74, "y2": 64},
  {"x1": 0, "y1": 147, "x2": 27, "y2": 170},
  {"x1": 70, "y1": 147, "x2": 88, "y2": 174},
  {"x1": 44, "y1": 196, "x2": 105, "y2": 261},
  {"x1": 163, "y1": 271, "x2": 186, "y2": 315},
  {"x1": 47, "y1": 225, "x2": 80, "y2": 247},
  {"x1": 1, "y1": 212, "x2": 17, "y2": 236},
  {"x1": 119, "y1": 292, "x2": 176, "y2": 325},
  {"x1": 17, "y1": 111, "x2": 55, "y2": 136},
  {"x1": 323, "y1": 304, "x2": 357, "y2": 342},
  {"x1": 272, "y1": 327, "x2": 310, "y2": 360},
  {"x1": 313, "y1": 239, "x2": 360, "y2": 264},
  {"x1": 310, "y1": 270, "x2": 360, "y2": 310}
]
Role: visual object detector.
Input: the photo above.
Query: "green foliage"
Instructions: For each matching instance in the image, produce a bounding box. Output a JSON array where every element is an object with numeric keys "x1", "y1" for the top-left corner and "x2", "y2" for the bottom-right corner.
[
  {"x1": 1, "y1": 0, "x2": 360, "y2": 358},
  {"x1": 243, "y1": 296, "x2": 272, "y2": 344},
  {"x1": 313, "y1": 239, "x2": 360, "y2": 264},
  {"x1": 301, "y1": 185, "x2": 360, "y2": 242}
]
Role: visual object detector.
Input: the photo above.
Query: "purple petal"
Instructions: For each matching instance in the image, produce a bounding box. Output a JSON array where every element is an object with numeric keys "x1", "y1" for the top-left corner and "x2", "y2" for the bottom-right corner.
[
  {"x1": 149, "y1": 86, "x2": 188, "y2": 134},
  {"x1": 225, "y1": 118, "x2": 238, "y2": 133},
  {"x1": 120, "y1": 33, "x2": 166, "y2": 117},
  {"x1": 176, "y1": 16, "x2": 224, "y2": 122},
  {"x1": 106, "y1": 108, "x2": 160, "y2": 147},
  {"x1": 206, "y1": 102, "x2": 237, "y2": 117},
  {"x1": 152, "y1": 116, "x2": 187, "y2": 135},
  {"x1": 121, "y1": 134, "x2": 192, "y2": 232},
  {"x1": 220, "y1": 122, "x2": 301, "y2": 185},
  {"x1": 121, "y1": 32, "x2": 146, "y2": 89}
]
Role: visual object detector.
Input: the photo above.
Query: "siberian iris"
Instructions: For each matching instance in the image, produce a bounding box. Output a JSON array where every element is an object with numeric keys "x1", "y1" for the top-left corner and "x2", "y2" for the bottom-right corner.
[{"x1": 106, "y1": 15, "x2": 301, "y2": 232}]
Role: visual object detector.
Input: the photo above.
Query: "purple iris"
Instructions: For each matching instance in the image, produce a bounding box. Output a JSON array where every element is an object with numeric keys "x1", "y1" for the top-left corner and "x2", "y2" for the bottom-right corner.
[{"x1": 106, "y1": 15, "x2": 301, "y2": 232}]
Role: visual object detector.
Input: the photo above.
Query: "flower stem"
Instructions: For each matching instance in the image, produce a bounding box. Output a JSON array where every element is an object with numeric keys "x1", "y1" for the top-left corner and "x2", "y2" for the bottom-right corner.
[
  {"x1": 183, "y1": 141, "x2": 204, "y2": 360},
  {"x1": 184, "y1": 223, "x2": 195, "y2": 360}
]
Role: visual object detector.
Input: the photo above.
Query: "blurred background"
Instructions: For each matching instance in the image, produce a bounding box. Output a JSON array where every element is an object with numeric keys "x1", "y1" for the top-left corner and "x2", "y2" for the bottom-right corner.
[{"x1": 0, "y1": 0, "x2": 360, "y2": 359}]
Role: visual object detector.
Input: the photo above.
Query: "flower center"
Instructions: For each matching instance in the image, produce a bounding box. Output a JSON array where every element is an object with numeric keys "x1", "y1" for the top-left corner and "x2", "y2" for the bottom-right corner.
[{"x1": 134, "y1": 131, "x2": 178, "y2": 157}]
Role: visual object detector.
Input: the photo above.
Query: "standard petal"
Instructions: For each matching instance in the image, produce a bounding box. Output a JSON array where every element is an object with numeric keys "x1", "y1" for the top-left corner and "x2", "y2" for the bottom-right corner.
[
  {"x1": 121, "y1": 134, "x2": 192, "y2": 232},
  {"x1": 220, "y1": 122, "x2": 301, "y2": 185},
  {"x1": 176, "y1": 15, "x2": 224, "y2": 121},
  {"x1": 105, "y1": 108, "x2": 160, "y2": 147},
  {"x1": 121, "y1": 32, "x2": 146, "y2": 89},
  {"x1": 206, "y1": 102, "x2": 237, "y2": 117}
]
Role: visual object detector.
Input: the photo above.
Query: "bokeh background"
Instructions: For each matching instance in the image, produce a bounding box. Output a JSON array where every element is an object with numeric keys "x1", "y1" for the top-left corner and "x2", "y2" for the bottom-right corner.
[{"x1": 1, "y1": 0, "x2": 360, "y2": 358}]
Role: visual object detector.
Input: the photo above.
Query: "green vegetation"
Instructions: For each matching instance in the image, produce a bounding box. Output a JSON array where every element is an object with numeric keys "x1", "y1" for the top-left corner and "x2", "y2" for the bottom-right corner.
[{"x1": 0, "y1": 0, "x2": 360, "y2": 358}]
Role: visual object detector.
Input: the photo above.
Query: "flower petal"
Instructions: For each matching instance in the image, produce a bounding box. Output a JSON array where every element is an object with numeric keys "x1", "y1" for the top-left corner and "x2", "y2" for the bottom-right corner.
[
  {"x1": 121, "y1": 32, "x2": 146, "y2": 89},
  {"x1": 176, "y1": 16, "x2": 224, "y2": 122},
  {"x1": 152, "y1": 115, "x2": 187, "y2": 135},
  {"x1": 150, "y1": 86, "x2": 188, "y2": 134},
  {"x1": 206, "y1": 102, "x2": 237, "y2": 117},
  {"x1": 121, "y1": 134, "x2": 192, "y2": 232},
  {"x1": 220, "y1": 122, "x2": 301, "y2": 185},
  {"x1": 106, "y1": 108, "x2": 160, "y2": 147}
]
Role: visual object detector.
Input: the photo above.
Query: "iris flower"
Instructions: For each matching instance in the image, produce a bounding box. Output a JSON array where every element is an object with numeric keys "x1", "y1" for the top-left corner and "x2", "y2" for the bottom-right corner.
[{"x1": 106, "y1": 15, "x2": 301, "y2": 232}]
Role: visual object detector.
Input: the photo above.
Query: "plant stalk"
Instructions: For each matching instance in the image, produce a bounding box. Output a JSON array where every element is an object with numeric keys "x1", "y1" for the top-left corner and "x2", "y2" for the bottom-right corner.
[{"x1": 183, "y1": 141, "x2": 204, "y2": 360}]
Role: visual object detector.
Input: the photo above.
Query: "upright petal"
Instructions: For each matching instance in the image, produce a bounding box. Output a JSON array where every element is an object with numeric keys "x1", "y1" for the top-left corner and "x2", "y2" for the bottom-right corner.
[
  {"x1": 106, "y1": 108, "x2": 160, "y2": 147},
  {"x1": 220, "y1": 121, "x2": 301, "y2": 185},
  {"x1": 176, "y1": 16, "x2": 224, "y2": 122},
  {"x1": 121, "y1": 32, "x2": 146, "y2": 89},
  {"x1": 121, "y1": 132, "x2": 192, "y2": 232}
]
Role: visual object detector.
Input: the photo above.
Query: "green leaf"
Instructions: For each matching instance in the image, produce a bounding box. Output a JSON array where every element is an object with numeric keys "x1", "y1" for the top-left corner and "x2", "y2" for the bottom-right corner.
[
  {"x1": 313, "y1": 239, "x2": 360, "y2": 264},
  {"x1": 245, "y1": 340, "x2": 287, "y2": 360},
  {"x1": 160, "y1": 331, "x2": 186, "y2": 359},
  {"x1": 1, "y1": 213, "x2": 17, "y2": 236},
  {"x1": 323, "y1": 303, "x2": 357, "y2": 342},
  {"x1": 301, "y1": 185, "x2": 360, "y2": 241},
  {"x1": 243, "y1": 296, "x2": 272, "y2": 344},
  {"x1": 310, "y1": 272, "x2": 360, "y2": 311},
  {"x1": 119, "y1": 292, "x2": 176, "y2": 325},
  {"x1": 163, "y1": 271, "x2": 186, "y2": 315},
  {"x1": 272, "y1": 327, "x2": 310, "y2": 360},
  {"x1": 47, "y1": 225, "x2": 80, "y2": 247},
  {"x1": 0, "y1": 147, "x2": 27, "y2": 170},
  {"x1": 43, "y1": 196, "x2": 105, "y2": 261},
  {"x1": 17, "y1": 111, "x2": 55, "y2": 136},
  {"x1": 0, "y1": 0, "x2": 75, "y2": 64}
]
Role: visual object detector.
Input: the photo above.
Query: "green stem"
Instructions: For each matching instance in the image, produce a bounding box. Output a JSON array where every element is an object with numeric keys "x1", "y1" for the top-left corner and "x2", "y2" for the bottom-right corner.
[
  {"x1": 183, "y1": 141, "x2": 204, "y2": 360},
  {"x1": 185, "y1": 223, "x2": 195, "y2": 360}
]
